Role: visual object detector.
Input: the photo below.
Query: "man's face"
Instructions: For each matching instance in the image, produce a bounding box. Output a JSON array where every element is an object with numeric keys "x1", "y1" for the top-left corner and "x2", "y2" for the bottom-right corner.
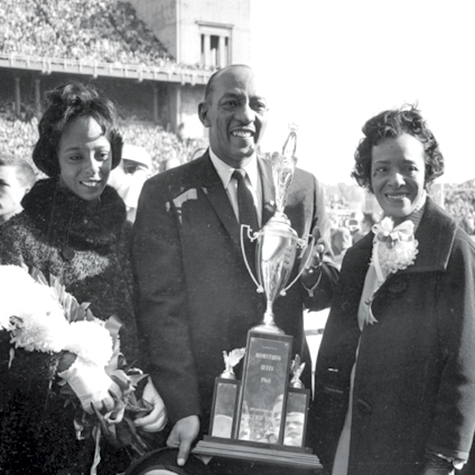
[
  {"x1": 199, "y1": 66, "x2": 268, "y2": 168},
  {"x1": 0, "y1": 165, "x2": 29, "y2": 224}
]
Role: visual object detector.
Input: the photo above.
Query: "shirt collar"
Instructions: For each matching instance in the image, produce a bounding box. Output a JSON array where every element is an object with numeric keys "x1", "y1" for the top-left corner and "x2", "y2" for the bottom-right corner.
[{"x1": 209, "y1": 148, "x2": 259, "y2": 190}]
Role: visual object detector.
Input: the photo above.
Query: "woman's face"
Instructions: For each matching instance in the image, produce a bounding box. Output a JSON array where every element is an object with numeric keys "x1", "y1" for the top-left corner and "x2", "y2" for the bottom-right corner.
[
  {"x1": 57, "y1": 115, "x2": 112, "y2": 201},
  {"x1": 371, "y1": 133, "x2": 426, "y2": 225}
]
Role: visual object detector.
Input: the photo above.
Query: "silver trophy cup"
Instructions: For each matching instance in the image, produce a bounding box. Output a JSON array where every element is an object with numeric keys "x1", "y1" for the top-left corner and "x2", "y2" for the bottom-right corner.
[{"x1": 241, "y1": 128, "x2": 314, "y2": 334}]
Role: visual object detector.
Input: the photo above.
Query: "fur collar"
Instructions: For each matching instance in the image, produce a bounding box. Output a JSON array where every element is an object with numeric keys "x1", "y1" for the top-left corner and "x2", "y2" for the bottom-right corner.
[{"x1": 22, "y1": 178, "x2": 127, "y2": 253}]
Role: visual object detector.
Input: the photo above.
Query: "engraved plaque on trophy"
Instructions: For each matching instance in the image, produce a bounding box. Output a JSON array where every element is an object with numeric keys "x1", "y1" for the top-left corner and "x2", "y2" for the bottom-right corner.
[
  {"x1": 236, "y1": 332, "x2": 292, "y2": 444},
  {"x1": 193, "y1": 127, "x2": 322, "y2": 471}
]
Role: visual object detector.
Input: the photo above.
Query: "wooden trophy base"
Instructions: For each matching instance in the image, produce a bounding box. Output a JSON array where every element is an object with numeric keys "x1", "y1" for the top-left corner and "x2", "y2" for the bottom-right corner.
[{"x1": 193, "y1": 436, "x2": 323, "y2": 471}]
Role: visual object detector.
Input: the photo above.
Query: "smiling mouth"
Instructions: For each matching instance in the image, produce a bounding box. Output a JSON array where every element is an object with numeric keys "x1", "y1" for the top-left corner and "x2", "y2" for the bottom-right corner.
[
  {"x1": 385, "y1": 193, "x2": 409, "y2": 202},
  {"x1": 231, "y1": 129, "x2": 254, "y2": 139},
  {"x1": 80, "y1": 180, "x2": 102, "y2": 188}
]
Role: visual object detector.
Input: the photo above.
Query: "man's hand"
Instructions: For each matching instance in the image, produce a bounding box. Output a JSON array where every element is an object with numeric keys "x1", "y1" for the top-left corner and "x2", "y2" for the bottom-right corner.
[
  {"x1": 422, "y1": 467, "x2": 454, "y2": 475},
  {"x1": 300, "y1": 239, "x2": 325, "y2": 289},
  {"x1": 133, "y1": 377, "x2": 168, "y2": 432},
  {"x1": 166, "y1": 415, "x2": 200, "y2": 466},
  {"x1": 422, "y1": 453, "x2": 456, "y2": 475}
]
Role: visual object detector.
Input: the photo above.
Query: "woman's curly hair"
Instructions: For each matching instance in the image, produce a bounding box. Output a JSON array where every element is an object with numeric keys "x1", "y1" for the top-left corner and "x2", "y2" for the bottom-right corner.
[
  {"x1": 352, "y1": 105, "x2": 444, "y2": 192},
  {"x1": 33, "y1": 82, "x2": 123, "y2": 177}
]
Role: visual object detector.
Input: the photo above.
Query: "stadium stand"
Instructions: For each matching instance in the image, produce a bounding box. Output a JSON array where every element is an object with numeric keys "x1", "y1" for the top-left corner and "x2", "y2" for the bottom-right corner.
[
  {"x1": 1, "y1": 0, "x2": 201, "y2": 69},
  {"x1": 0, "y1": 0, "x2": 210, "y2": 174}
]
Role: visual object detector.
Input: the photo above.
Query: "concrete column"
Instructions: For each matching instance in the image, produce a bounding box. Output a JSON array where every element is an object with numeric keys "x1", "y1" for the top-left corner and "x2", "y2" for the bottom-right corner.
[
  {"x1": 218, "y1": 36, "x2": 225, "y2": 68},
  {"x1": 14, "y1": 77, "x2": 21, "y2": 117},
  {"x1": 175, "y1": 86, "x2": 182, "y2": 132},
  {"x1": 204, "y1": 34, "x2": 211, "y2": 67},
  {"x1": 34, "y1": 78, "x2": 42, "y2": 117},
  {"x1": 153, "y1": 85, "x2": 159, "y2": 123}
]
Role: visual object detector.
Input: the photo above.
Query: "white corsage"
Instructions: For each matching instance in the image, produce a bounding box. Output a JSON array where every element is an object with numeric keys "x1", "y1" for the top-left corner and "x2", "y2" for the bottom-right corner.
[
  {"x1": 372, "y1": 217, "x2": 419, "y2": 281},
  {"x1": 359, "y1": 218, "x2": 419, "y2": 328}
]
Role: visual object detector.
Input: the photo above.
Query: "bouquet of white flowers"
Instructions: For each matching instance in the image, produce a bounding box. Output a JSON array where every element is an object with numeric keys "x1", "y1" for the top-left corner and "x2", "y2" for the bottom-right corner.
[{"x1": 0, "y1": 265, "x2": 162, "y2": 475}]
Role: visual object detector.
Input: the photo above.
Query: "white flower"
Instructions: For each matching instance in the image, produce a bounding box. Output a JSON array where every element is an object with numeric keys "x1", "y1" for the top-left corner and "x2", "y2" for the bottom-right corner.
[
  {"x1": 10, "y1": 302, "x2": 69, "y2": 353},
  {"x1": 0, "y1": 266, "x2": 69, "y2": 352},
  {"x1": 0, "y1": 265, "x2": 112, "y2": 362},
  {"x1": 372, "y1": 217, "x2": 419, "y2": 280},
  {"x1": 0, "y1": 265, "x2": 38, "y2": 330},
  {"x1": 65, "y1": 320, "x2": 113, "y2": 368}
]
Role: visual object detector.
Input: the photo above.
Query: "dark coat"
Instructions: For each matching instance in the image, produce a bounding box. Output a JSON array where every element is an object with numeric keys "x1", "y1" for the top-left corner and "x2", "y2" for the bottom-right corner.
[
  {"x1": 314, "y1": 198, "x2": 475, "y2": 475},
  {"x1": 0, "y1": 178, "x2": 138, "y2": 475},
  {"x1": 133, "y1": 151, "x2": 337, "y2": 430}
]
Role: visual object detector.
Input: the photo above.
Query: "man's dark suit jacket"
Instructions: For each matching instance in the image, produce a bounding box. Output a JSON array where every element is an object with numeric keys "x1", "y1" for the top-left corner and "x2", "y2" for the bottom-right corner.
[{"x1": 133, "y1": 151, "x2": 336, "y2": 430}]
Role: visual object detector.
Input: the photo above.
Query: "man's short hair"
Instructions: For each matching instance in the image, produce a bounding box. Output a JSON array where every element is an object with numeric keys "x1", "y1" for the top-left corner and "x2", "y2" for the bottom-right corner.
[{"x1": 204, "y1": 64, "x2": 252, "y2": 104}]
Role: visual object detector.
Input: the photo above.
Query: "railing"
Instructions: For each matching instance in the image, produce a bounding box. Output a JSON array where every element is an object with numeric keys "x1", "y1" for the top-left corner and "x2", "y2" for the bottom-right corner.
[{"x1": 0, "y1": 53, "x2": 214, "y2": 85}]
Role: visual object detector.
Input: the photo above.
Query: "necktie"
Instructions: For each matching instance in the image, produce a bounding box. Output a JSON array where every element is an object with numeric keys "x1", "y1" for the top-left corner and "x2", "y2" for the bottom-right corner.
[{"x1": 233, "y1": 169, "x2": 259, "y2": 232}]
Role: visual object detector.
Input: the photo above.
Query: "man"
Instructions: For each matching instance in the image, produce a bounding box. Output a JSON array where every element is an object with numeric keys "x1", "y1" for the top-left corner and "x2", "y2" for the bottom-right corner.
[
  {"x1": 108, "y1": 143, "x2": 152, "y2": 222},
  {"x1": 133, "y1": 64, "x2": 338, "y2": 473},
  {"x1": 0, "y1": 155, "x2": 36, "y2": 225}
]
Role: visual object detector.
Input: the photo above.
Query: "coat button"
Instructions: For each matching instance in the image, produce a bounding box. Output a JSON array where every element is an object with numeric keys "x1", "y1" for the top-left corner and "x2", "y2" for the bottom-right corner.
[{"x1": 388, "y1": 277, "x2": 407, "y2": 294}]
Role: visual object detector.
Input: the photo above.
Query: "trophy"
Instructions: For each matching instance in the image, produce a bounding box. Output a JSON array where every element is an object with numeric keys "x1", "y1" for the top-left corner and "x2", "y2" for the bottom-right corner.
[
  {"x1": 241, "y1": 125, "x2": 314, "y2": 334},
  {"x1": 193, "y1": 126, "x2": 322, "y2": 471}
]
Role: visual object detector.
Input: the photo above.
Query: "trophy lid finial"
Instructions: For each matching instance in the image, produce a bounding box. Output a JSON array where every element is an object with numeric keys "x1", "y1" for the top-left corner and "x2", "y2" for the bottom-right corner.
[
  {"x1": 282, "y1": 123, "x2": 298, "y2": 159},
  {"x1": 272, "y1": 126, "x2": 298, "y2": 214}
]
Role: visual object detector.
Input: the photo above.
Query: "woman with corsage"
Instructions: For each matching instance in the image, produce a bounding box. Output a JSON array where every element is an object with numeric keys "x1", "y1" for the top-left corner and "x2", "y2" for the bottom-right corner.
[
  {"x1": 314, "y1": 106, "x2": 475, "y2": 475},
  {"x1": 0, "y1": 83, "x2": 166, "y2": 475}
]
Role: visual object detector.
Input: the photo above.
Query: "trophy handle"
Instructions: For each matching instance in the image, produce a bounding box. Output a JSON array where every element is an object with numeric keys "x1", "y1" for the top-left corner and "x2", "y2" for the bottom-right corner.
[
  {"x1": 240, "y1": 225, "x2": 264, "y2": 292},
  {"x1": 281, "y1": 234, "x2": 315, "y2": 295}
]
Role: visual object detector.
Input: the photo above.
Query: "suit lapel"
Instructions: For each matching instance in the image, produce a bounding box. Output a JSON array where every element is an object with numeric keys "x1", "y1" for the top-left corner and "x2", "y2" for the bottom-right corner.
[
  {"x1": 199, "y1": 153, "x2": 278, "y2": 251},
  {"x1": 198, "y1": 152, "x2": 242, "y2": 250}
]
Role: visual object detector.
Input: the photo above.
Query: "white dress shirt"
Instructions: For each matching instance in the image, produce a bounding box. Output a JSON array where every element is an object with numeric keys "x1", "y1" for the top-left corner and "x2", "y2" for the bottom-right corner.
[{"x1": 209, "y1": 148, "x2": 262, "y2": 226}]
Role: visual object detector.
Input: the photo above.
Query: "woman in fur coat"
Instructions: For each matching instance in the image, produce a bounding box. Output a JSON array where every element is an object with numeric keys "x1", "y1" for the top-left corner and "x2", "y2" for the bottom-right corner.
[{"x1": 0, "y1": 83, "x2": 165, "y2": 475}]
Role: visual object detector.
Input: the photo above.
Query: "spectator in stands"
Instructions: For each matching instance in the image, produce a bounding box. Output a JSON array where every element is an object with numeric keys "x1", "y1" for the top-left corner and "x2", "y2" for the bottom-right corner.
[
  {"x1": 351, "y1": 212, "x2": 377, "y2": 244},
  {"x1": 1, "y1": 0, "x2": 217, "y2": 72},
  {"x1": 108, "y1": 143, "x2": 151, "y2": 222},
  {"x1": 0, "y1": 82, "x2": 165, "y2": 475},
  {"x1": 0, "y1": 155, "x2": 36, "y2": 225},
  {"x1": 314, "y1": 105, "x2": 475, "y2": 475},
  {"x1": 330, "y1": 226, "x2": 352, "y2": 268}
]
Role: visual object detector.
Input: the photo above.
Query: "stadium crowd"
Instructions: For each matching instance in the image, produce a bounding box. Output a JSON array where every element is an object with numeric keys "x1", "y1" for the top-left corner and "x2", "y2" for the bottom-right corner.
[
  {"x1": 444, "y1": 185, "x2": 475, "y2": 235},
  {"x1": 0, "y1": 0, "x2": 213, "y2": 71},
  {"x1": 0, "y1": 114, "x2": 207, "y2": 178}
]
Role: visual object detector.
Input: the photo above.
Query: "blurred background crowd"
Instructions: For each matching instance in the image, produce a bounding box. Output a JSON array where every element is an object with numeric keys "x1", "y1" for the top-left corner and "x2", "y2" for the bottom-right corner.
[
  {"x1": 0, "y1": 0, "x2": 213, "y2": 71},
  {"x1": 1, "y1": 0, "x2": 474, "y2": 257}
]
